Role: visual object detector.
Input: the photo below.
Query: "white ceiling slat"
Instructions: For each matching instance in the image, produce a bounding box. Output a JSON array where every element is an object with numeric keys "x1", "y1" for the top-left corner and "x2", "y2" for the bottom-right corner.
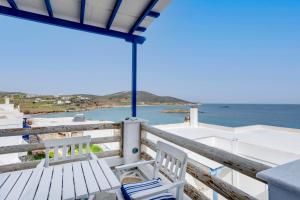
[
  {"x1": 51, "y1": 0, "x2": 81, "y2": 23},
  {"x1": 0, "y1": 0, "x2": 12, "y2": 7},
  {"x1": 84, "y1": 0, "x2": 115, "y2": 28},
  {"x1": 0, "y1": 0, "x2": 171, "y2": 36},
  {"x1": 14, "y1": 0, "x2": 48, "y2": 16}
]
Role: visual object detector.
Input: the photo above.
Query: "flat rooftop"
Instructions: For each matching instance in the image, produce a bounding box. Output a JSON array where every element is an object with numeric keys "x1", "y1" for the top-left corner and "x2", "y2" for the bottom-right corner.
[{"x1": 152, "y1": 123, "x2": 300, "y2": 168}]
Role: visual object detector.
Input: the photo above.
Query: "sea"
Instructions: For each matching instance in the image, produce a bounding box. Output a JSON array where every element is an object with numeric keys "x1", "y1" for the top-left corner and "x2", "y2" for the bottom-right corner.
[{"x1": 33, "y1": 104, "x2": 300, "y2": 129}]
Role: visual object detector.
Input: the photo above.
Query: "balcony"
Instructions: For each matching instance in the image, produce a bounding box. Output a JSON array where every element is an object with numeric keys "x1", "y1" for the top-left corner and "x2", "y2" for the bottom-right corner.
[{"x1": 1, "y1": 116, "x2": 299, "y2": 200}]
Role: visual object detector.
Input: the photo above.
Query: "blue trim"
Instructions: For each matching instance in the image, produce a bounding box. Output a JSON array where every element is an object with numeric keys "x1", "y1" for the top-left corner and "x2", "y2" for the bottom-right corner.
[
  {"x1": 148, "y1": 11, "x2": 160, "y2": 18},
  {"x1": 129, "y1": 0, "x2": 158, "y2": 34},
  {"x1": 44, "y1": 0, "x2": 53, "y2": 17},
  {"x1": 136, "y1": 27, "x2": 146, "y2": 32},
  {"x1": 106, "y1": 0, "x2": 122, "y2": 29},
  {"x1": 80, "y1": 0, "x2": 85, "y2": 24},
  {"x1": 132, "y1": 42, "x2": 137, "y2": 117},
  {"x1": 0, "y1": 6, "x2": 146, "y2": 44},
  {"x1": 210, "y1": 167, "x2": 223, "y2": 200},
  {"x1": 7, "y1": 0, "x2": 18, "y2": 9}
]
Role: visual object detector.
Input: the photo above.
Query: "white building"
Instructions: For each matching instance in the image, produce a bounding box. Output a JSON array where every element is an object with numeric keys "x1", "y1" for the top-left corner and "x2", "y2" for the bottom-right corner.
[
  {"x1": 0, "y1": 97, "x2": 24, "y2": 165},
  {"x1": 144, "y1": 108, "x2": 300, "y2": 200}
]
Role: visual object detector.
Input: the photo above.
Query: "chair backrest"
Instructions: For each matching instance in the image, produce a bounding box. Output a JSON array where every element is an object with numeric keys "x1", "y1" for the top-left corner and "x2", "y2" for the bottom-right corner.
[
  {"x1": 154, "y1": 141, "x2": 188, "y2": 182},
  {"x1": 43, "y1": 135, "x2": 91, "y2": 167}
]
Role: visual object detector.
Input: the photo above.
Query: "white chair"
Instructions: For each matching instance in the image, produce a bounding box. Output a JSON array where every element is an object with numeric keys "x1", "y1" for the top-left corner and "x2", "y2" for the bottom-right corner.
[
  {"x1": 115, "y1": 141, "x2": 188, "y2": 200},
  {"x1": 37, "y1": 135, "x2": 97, "y2": 167}
]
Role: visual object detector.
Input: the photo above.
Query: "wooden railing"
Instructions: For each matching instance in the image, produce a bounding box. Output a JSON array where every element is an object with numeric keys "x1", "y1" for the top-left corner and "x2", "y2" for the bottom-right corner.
[
  {"x1": 141, "y1": 124, "x2": 271, "y2": 200},
  {"x1": 0, "y1": 121, "x2": 272, "y2": 199},
  {"x1": 0, "y1": 123, "x2": 122, "y2": 173}
]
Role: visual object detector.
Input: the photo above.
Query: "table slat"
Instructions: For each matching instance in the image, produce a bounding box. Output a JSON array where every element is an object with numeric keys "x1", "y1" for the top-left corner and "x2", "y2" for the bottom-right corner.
[
  {"x1": 19, "y1": 167, "x2": 44, "y2": 200},
  {"x1": 34, "y1": 167, "x2": 53, "y2": 200},
  {"x1": 48, "y1": 165, "x2": 63, "y2": 200},
  {"x1": 81, "y1": 161, "x2": 99, "y2": 195},
  {"x1": 97, "y1": 159, "x2": 120, "y2": 189},
  {"x1": 0, "y1": 171, "x2": 21, "y2": 199},
  {"x1": 62, "y1": 163, "x2": 75, "y2": 200},
  {"x1": 6, "y1": 170, "x2": 32, "y2": 200},
  {"x1": 89, "y1": 160, "x2": 111, "y2": 191},
  {"x1": 72, "y1": 162, "x2": 88, "y2": 199},
  {"x1": 1, "y1": 159, "x2": 120, "y2": 200},
  {"x1": 0, "y1": 173, "x2": 10, "y2": 188}
]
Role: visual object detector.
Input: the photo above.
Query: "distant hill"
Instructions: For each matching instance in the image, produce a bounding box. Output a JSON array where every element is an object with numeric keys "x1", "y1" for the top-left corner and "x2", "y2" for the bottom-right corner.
[
  {"x1": 68, "y1": 91, "x2": 190, "y2": 105},
  {"x1": 0, "y1": 91, "x2": 190, "y2": 114},
  {"x1": 100, "y1": 91, "x2": 190, "y2": 105},
  {"x1": 0, "y1": 91, "x2": 27, "y2": 97}
]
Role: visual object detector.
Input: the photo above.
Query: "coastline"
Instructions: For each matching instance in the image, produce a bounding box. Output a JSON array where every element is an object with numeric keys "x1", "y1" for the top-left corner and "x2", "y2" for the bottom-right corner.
[{"x1": 28, "y1": 103, "x2": 191, "y2": 115}]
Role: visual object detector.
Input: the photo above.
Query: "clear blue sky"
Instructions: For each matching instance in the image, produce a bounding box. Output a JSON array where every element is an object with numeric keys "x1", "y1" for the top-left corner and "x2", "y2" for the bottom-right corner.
[{"x1": 0, "y1": 0, "x2": 299, "y2": 104}]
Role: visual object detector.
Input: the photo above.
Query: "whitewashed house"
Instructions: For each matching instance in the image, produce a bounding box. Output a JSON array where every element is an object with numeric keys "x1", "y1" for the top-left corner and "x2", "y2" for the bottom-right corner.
[{"x1": 0, "y1": 97, "x2": 24, "y2": 165}]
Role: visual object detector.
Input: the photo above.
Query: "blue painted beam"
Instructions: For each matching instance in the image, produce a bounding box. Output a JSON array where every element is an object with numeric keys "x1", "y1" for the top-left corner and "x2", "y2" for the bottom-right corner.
[
  {"x1": 148, "y1": 11, "x2": 160, "y2": 18},
  {"x1": 0, "y1": 5, "x2": 146, "y2": 44},
  {"x1": 129, "y1": 0, "x2": 158, "y2": 34},
  {"x1": 44, "y1": 0, "x2": 53, "y2": 17},
  {"x1": 136, "y1": 27, "x2": 146, "y2": 32},
  {"x1": 132, "y1": 42, "x2": 137, "y2": 117},
  {"x1": 106, "y1": 0, "x2": 122, "y2": 29},
  {"x1": 80, "y1": 0, "x2": 85, "y2": 24},
  {"x1": 7, "y1": 0, "x2": 18, "y2": 9},
  {"x1": 210, "y1": 167, "x2": 223, "y2": 200}
]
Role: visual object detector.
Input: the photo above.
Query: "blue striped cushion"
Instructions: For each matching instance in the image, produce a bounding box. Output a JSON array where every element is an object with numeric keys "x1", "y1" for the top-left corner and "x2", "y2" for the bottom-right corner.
[{"x1": 121, "y1": 179, "x2": 176, "y2": 200}]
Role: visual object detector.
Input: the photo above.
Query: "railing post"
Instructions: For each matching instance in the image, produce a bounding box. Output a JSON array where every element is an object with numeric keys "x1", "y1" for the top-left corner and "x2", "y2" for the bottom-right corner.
[
  {"x1": 257, "y1": 159, "x2": 300, "y2": 200},
  {"x1": 122, "y1": 118, "x2": 142, "y2": 164}
]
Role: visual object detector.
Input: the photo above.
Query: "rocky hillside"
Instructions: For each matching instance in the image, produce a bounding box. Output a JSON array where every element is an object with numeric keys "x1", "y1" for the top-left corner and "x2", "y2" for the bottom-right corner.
[{"x1": 0, "y1": 91, "x2": 190, "y2": 114}]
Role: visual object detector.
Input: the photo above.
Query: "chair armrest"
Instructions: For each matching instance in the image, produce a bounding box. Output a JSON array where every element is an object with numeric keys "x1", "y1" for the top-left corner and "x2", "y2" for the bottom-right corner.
[
  {"x1": 89, "y1": 152, "x2": 98, "y2": 160},
  {"x1": 36, "y1": 159, "x2": 45, "y2": 168},
  {"x1": 115, "y1": 160, "x2": 155, "y2": 171},
  {"x1": 131, "y1": 180, "x2": 186, "y2": 200}
]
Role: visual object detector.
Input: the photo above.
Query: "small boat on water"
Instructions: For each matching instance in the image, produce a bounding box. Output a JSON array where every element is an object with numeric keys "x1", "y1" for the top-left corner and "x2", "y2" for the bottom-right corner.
[{"x1": 220, "y1": 105, "x2": 230, "y2": 108}]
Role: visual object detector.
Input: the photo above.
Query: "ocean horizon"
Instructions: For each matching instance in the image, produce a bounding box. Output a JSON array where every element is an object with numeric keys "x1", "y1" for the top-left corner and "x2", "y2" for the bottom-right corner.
[{"x1": 33, "y1": 104, "x2": 300, "y2": 129}]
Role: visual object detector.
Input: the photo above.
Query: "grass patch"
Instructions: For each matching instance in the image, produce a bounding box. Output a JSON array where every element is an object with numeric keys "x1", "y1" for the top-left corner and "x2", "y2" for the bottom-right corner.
[{"x1": 69, "y1": 144, "x2": 103, "y2": 154}]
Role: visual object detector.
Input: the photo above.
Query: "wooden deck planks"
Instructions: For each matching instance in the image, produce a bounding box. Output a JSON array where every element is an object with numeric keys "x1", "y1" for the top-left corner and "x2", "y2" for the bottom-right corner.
[
  {"x1": 89, "y1": 160, "x2": 111, "y2": 191},
  {"x1": 72, "y1": 162, "x2": 88, "y2": 199},
  {"x1": 48, "y1": 165, "x2": 63, "y2": 200},
  {"x1": 81, "y1": 161, "x2": 99, "y2": 195},
  {"x1": 19, "y1": 167, "x2": 44, "y2": 200},
  {"x1": 34, "y1": 167, "x2": 54, "y2": 200},
  {"x1": 97, "y1": 159, "x2": 120, "y2": 189},
  {"x1": 0, "y1": 171, "x2": 21, "y2": 199},
  {"x1": 0, "y1": 173, "x2": 10, "y2": 188},
  {"x1": 62, "y1": 163, "x2": 75, "y2": 200},
  {"x1": 0, "y1": 158, "x2": 120, "y2": 200},
  {"x1": 6, "y1": 170, "x2": 32, "y2": 200}
]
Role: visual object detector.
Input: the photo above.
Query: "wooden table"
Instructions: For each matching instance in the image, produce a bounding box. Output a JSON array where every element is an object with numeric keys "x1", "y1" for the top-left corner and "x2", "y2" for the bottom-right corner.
[{"x1": 0, "y1": 159, "x2": 121, "y2": 200}]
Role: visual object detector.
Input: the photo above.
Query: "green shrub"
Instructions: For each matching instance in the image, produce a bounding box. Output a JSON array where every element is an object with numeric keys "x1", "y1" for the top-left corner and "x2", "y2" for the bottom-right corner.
[
  {"x1": 90, "y1": 144, "x2": 102, "y2": 153},
  {"x1": 68, "y1": 144, "x2": 103, "y2": 155},
  {"x1": 29, "y1": 151, "x2": 54, "y2": 160},
  {"x1": 29, "y1": 144, "x2": 103, "y2": 160}
]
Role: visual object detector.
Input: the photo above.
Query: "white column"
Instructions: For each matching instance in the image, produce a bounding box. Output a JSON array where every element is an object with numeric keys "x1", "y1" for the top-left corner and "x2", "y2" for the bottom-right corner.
[
  {"x1": 122, "y1": 118, "x2": 142, "y2": 164},
  {"x1": 190, "y1": 105, "x2": 198, "y2": 128}
]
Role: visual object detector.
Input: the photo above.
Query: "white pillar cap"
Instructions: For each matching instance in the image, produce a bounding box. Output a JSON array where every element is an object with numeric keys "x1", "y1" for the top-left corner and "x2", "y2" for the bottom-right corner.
[{"x1": 257, "y1": 159, "x2": 300, "y2": 196}]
